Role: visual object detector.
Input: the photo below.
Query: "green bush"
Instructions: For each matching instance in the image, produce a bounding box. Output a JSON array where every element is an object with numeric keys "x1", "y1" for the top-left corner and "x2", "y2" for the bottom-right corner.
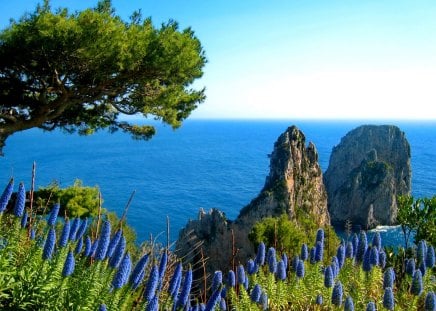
[{"x1": 35, "y1": 179, "x2": 101, "y2": 217}]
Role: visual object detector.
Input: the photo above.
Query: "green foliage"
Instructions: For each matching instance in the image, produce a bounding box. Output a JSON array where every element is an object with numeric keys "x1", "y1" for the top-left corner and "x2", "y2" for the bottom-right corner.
[
  {"x1": 249, "y1": 214, "x2": 339, "y2": 260},
  {"x1": 35, "y1": 179, "x2": 100, "y2": 217},
  {"x1": 0, "y1": 0, "x2": 206, "y2": 154},
  {"x1": 0, "y1": 210, "x2": 435, "y2": 310},
  {"x1": 1, "y1": 177, "x2": 435, "y2": 310},
  {"x1": 397, "y1": 195, "x2": 436, "y2": 246},
  {"x1": 249, "y1": 214, "x2": 308, "y2": 255}
]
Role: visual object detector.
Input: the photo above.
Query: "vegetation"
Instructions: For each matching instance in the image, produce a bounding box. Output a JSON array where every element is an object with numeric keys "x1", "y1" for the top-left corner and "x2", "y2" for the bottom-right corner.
[
  {"x1": 249, "y1": 214, "x2": 339, "y2": 263},
  {"x1": 397, "y1": 195, "x2": 436, "y2": 247},
  {"x1": 35, "y1": 179, "x2": 101, "y2": 217},
  {"x1": 0, "y1": 0, "x2": 206, "y2": 154},
  {"x1": 0, "y1": 179, "x2": 435, "y2": 310}
]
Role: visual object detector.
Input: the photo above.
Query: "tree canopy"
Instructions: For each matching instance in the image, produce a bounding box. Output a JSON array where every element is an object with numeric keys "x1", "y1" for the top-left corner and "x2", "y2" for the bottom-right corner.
[{"x1": 0, "y1": 0, "x2": 206, "y2": 154}]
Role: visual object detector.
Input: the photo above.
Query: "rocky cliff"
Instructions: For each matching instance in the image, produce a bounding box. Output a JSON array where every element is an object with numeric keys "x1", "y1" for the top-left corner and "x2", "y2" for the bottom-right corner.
[
  {"x1": 324, "y1": 125, "x2": 411, "y2": 228},
  {"x1": 175, "y1": 126, "x2": 330, "y2": 276}
]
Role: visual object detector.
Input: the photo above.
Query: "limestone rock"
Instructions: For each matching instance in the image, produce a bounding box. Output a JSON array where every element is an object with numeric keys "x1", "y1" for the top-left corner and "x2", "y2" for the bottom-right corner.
[
  {"x1": 175, "y1": 126, "x2": 330, "y2": 276},
  {"x1": 237, "y1": 126, "x2": 329, "y2": 228},
  {"x1": 324, "y1": 125, "x2": 411, "y2": 228}
]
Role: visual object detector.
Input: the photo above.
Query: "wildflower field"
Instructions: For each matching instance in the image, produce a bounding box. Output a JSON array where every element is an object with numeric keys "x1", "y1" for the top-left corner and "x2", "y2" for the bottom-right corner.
[{"x1": 0, "y1": 178, "x2": 435, "y2": 310}]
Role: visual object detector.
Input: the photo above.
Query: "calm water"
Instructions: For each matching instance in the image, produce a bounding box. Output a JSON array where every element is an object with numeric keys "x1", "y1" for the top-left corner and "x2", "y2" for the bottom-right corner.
[{"x1": 1, "y1": 120, "x2": 435, "y2": 246}]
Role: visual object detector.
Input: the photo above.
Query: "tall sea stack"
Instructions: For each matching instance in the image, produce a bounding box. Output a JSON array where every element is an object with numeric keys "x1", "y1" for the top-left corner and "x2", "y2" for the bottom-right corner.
[
  {"x1": 175, "y1": 126, "x2": 330, "y2": 276},
  {"x1": 324, "y1": 125, "x2": 411, "y2": 228}
]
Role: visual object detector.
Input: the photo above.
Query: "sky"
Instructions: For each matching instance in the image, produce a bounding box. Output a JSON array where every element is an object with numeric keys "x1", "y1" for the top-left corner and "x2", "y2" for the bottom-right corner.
[{"x1": 1, "y1": 1, "x2": 436, "y2": 120}]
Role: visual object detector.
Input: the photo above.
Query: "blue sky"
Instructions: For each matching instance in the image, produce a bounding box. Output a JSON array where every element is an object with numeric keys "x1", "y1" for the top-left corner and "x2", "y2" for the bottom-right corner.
[{"x1": 1, "y1": 1, "x2": 436, "y2": 119}]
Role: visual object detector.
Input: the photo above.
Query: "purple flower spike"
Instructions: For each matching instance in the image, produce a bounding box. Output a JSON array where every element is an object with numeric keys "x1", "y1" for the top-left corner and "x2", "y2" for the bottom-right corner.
[
  {"x1": 106, "y1": 229, "x2": 122, "y2": 258},
  {"x1": 425, "y1": 291, "x2": 435, "y2": 311},
  {"x1": 144, "y1": 265, "x2": 159, "y2": 302},
  {"x1": 95, "y1": 220, "x2": 111, "y2": 260},
  {"x1": 352, "y1": 233, "x2": 359, "y2": 257},
  {"x1": 268, "y1": 251, "x2": 277, "y2": 273},
  {"x1": 112, "y1": 253, "x2": 132, "y2": 289},
  {"x1": 227, "y1": 270, "x2": 236, "y2": 287},
  {"x1": 315, "y1": 241, "x2": 323, "y2": 262},
  {"x1": 417, "y1": 240, "x2": 427, "y2": 264},
  {"x1": 145, "y1": 295, "x2": 159, "y2": 311},
  {"x1": 108, "y1": 236, "x2": 126, "y2": 268},
  {"x1": 75, "y1": 237, "x2": 83, "y2": 254},
  {"x1": 300, "y1": 243, "x2": 308, "y2": 261},
  {"x1": 324, "y1": 265, "x2": 333, "y2": 288},
  {"x1": 75, "y1": 218, "x2": 88, "y2": 241},
  {"x1": 281, "y1": 253, "x2": 288, "y2": 270},
  {"x1": 336, "y1": 244, "x2": 345, "y2": 268},
  {"x1": 426, "y1": 245, "x2": 435, "y2": 268},
  {"x1": 296, "y1": 259, "x2": 305, "y2": 278},
  {"x1": 406, "y1": 258, "x2": 416, "y2": 276},
  {"x1": 255, "y1": 242, "x2": 266, "y2": 266},
  {"x1": 0, "y1": 178, "x2": 14, "y2": 213},
  {"x1": 176, "y1": 268, "x2": 193, "y2": 309},
  {"x1": 62, "y1": 251, "x2": 75, "y2": 277},
  {"x1": 383, "y1": 287, "x2": 395, "y2": 310},
  {"x1": 356, "y1": 231, "x2": 368, "y2": 263},
  {"x1": 276, "y1": 260, "x2": 286, "y2": 281},
  {"x1": 383, "y1": 267, "x2": 395, "y2": 289},
  {"x1": 250, "y1": 284, "x2": 262, "y2": 303},
  {"x1": 366, "y1": 301, "x2": 376, "y2": 311},
  {"x1": 68, "y1": 218, "x2": 80, "y2": 241},
  {"x1": 260, "y1": 292, "x2": 268, "y2": 310},
  {"x1": 167, "y1": 262, "x2": 182, "y2": 298},
  {"x1": 362, "y1": 247, "x2": 372, "y2": 272},
  {"x1": 59, "y1": 220, "x2": 71, "y2": 248},
  {"x1": 219, "y1": 298, "x2": 226, "y2": 311},
  {"x1": 90, "y1": 239, "x2": 99, "y2": 257},
  {"x1": 309, "y1": 247, "x2": 316, "y2": 264},
  {"x1": 205, "y1": 287, "x2": 222, "y2": 311},
  {"x1": 47, "y1": 203, "x2": 60, "y2": 226},
  {"x1": 13, "y1": 182, "x2": 25, "y2": 217},
  {"x1": 158, "y1": 251, "x2": 168, "y2": 282},
  {"x1": 379, "y1": 249, "x2": 387, "y2": 268},
  {"x1": 344, "y1": 296, "x2": 354, "y2": 311},
  {"x1": 246, "y1": 259, "x2": 255, "y2": 275},
  {"x1": 129, "y1": 253, "x2": 150, "y2": 288},
  {"x1": 331, "y1": 281, "x2": 343, "y2": 306},
  {"x1": 42, "y1": 228, "x2": 56, "y2": 260},
  {"x1": 372, "y1": 232, "x2": 382, "y2": 250},
  {"x1": 20, "y1": 210, "x2": 28, "y2": 228},
  {"x1": 369, "y1": 246, "x2": 379, "y2": 266},
  {"x1": 316, "y1": 228, "x2": 324, "y2": 244},
  {"x1": 411, "y1": 270, "x2": 423, "y2": 296},
  {"x1": 84, "y1": 236, "x2": 92, "y2": 257},
  {"x1": 237, "y1": 264, "x2": 246, "y2": 285},
  {"x1": 212, "y1": 270, "x2": 222, "y2": 293},
  {"x1": 346, "y1": 241, "x2": 354, "y2": 258}
]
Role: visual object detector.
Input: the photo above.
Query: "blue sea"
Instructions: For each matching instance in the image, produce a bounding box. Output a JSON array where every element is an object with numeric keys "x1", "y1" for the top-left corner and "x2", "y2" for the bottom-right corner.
[{"x1": 1, "y1": 120, "x2": 435, "y2": 247}]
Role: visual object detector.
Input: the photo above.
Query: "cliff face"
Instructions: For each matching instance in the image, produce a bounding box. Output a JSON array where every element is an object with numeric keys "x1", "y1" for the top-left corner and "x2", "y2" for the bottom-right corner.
[
  {"x1": 175, "y1": 126, "x2": 330, "y2": 275},
  {"x1": 237, "y1": 125, "x2": 329, "y2": 228},
  {"x1": 324, "y1": 125, "x2": 411, "y2": 228}
]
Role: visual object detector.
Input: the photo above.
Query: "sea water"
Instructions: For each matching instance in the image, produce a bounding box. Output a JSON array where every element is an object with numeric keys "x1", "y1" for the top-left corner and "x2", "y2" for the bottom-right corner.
[{"x1": 0, "y1": 120, "x2": 435, "y2": 247}]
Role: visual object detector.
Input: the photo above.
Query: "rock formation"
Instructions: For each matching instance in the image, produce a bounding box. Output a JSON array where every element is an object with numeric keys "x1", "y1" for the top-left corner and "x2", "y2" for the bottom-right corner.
[
  {"x1": 324, "y1": 125, "x2": 411, "y2": 228},
  {"x1": 175, "y1": 126, "x2": 330, "y2": 277}
]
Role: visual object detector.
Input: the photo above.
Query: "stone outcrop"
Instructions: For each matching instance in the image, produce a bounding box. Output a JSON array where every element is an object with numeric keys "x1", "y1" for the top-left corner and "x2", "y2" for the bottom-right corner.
[
  {"x1": 324, "y1": 125, "x2": 411, "y2": 228},
  {"x1": 175, "y1": 126, "x2": 330, "y2": 276}
]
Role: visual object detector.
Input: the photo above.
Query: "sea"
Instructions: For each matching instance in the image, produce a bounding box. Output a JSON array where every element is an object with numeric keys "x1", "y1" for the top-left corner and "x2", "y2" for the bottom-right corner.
[{"x1": 1, "y1": 120, "x2": 435, "y2": 248}]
